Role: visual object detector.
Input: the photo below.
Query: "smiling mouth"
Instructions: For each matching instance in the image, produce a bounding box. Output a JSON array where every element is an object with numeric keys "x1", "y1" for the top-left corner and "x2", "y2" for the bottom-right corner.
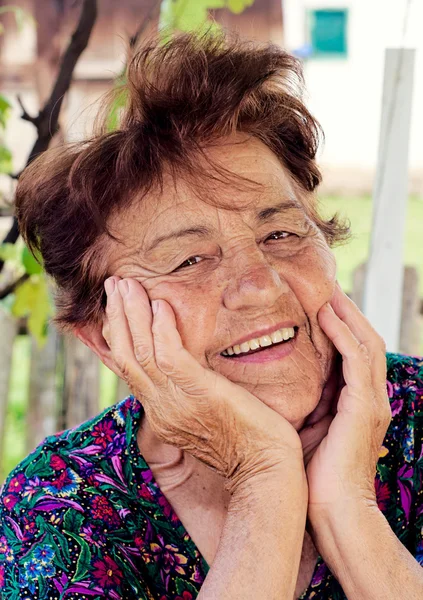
[{"x1": 221, "y1": 326, "x2": 299, "y2": 358}]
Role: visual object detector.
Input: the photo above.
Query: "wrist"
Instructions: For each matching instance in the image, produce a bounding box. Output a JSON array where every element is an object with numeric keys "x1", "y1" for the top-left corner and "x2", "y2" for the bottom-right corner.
[{"x1": 228, "y1": 460, "x2": 308, "y2": 511}]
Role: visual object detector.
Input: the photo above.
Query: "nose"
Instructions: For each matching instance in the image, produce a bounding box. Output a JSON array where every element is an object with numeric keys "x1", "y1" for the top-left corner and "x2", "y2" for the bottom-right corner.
[{"x1": 222, "y1": 254, "x2": 289, "y2": 311}]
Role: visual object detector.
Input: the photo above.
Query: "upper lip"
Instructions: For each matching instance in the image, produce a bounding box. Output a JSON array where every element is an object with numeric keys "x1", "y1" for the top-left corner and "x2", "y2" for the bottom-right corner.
[{"x1": 220, "y1": 321, "x2": 299, "y2": 353}]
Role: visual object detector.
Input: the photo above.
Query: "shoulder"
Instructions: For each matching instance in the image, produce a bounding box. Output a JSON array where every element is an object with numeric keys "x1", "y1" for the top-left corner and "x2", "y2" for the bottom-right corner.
[
  {"x1": 0, "y1": 396, "x2": 144, "y2": 599},
  {"x1": 386, "y1": 352, "x2": 423, "y2": 414}
]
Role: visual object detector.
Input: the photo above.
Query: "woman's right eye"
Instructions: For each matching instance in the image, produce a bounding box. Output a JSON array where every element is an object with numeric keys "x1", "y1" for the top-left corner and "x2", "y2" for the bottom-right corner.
[{"x1": 174, "y1": 256, "x2": 203, "y2": 271}]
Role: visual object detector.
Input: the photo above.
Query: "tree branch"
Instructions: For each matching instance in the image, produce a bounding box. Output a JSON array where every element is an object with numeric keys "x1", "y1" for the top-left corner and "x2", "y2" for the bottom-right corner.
[
  {"x1": 129, "y1": 0, "x2": 161, "y2": 49},
  {"x1": 0, "y1": 0, "x2": 98, "y2": 271},
  {"x1": 0, "y1": 273, "x2": 29, "y2": 300}
]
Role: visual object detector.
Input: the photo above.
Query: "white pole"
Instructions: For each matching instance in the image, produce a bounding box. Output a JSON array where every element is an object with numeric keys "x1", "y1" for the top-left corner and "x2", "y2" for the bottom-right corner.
[{"x1": 362, "y1": 48, "x2": 415, "y2": 352}]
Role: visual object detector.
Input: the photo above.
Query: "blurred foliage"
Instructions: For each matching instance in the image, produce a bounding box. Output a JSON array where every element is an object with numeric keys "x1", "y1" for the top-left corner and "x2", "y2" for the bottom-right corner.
[
  {"x1": 0, "y1": 95, "x2": 12, "y2": 174},
  {"x1": 159, "y1": 0, "x2": 254, "y2": 37},
  {"x1": 0, "y1": 243, "x2": 53, "y2": 347}
]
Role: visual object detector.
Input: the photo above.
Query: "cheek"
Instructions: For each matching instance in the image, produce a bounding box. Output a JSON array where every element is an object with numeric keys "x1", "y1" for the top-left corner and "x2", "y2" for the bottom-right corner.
[
  {"x1": 286, "y1": 243, "x2": 336, "y2": 315},
  {"x1": 146, "y1": 279, "x2": 221, "y2": 364}
]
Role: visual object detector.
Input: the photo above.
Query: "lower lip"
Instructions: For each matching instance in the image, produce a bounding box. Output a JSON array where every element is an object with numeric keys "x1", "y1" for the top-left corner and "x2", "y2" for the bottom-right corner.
[{"x1": 221, "y1": 332, "x2": 297, "y2": 364}]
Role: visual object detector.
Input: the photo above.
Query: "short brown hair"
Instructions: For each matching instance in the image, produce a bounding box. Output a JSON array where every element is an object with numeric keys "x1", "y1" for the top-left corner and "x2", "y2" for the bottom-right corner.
[{"x1": 16, "y1": 31, "x2": 349, "y2": 331}]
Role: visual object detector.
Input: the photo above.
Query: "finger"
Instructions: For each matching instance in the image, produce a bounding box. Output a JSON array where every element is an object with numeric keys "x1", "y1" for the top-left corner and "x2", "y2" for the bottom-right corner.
[
  {"x1": 105, "y1": 277, "x2": 157, "y2": 396},
  {"x1": 331, "y1": 284, "x2": 387, "y2": 385},
  {"x1": 151, "y1": 298, "x2": 209, "y2": 391},
  {"x1": 121, "y1": 279, "x2": 208, "y2": 394},
  {"x1": 117, "y1": 278, "x2": 162, "y2": 379},
  {"x1": 318, "y1": 303, "x2": 372, "y2": 402}
]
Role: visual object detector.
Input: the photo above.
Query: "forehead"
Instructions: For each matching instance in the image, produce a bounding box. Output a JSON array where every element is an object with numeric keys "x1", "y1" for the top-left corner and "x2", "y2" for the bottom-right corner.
[{"x1": 108, "y1": 136, "x2": 304, "y2": 243}]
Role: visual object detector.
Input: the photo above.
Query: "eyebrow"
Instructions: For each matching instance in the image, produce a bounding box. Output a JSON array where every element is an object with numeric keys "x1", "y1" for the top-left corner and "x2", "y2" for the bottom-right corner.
[{"x1": 144, "y1": 200, "x2": 301, "y2": 252}]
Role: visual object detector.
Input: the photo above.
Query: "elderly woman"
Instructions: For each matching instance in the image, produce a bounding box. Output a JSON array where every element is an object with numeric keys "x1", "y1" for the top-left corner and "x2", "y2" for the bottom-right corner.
[{"x1": 0, "y1": 33, "x2": 422, "y2": 600}]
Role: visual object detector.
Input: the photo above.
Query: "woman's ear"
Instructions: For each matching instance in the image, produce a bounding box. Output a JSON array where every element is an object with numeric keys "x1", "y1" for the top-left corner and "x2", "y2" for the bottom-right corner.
[{"x1": 74, "y1": 320, "x2": 121, "y2": 378}]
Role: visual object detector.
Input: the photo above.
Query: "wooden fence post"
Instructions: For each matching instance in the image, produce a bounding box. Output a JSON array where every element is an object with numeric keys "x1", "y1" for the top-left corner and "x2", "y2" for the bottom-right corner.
[
  {"x1": 0, "y1": 309, "x2": 17, "y2": 470},
  {"x1": 59, "y1": 334, "x2": 99, "y2": 430},
  {"x1": 115, "y1": 376, "x2": 131, "y2": 403},
  {"x1": 362, "y1": 48, "x2": 416, "y2": 351},
  {"x1": 26, "y1": 325, "x2": 60, "y2": 454},
  {"x1": 353, "y1": 263, "x2": 421, "y2": 356}
]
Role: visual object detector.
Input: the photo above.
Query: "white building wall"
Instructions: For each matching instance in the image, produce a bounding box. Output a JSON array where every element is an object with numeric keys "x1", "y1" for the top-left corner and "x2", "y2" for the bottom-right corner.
[{"x1": 281, "y1": 0, "x2": 423, "y2": 195}]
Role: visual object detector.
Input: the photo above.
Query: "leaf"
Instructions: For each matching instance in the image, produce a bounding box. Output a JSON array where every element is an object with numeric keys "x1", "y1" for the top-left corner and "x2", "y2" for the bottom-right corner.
[
  {"x1": 65, "y1": 530, "x2": 92, "y2": 582},
  {"x1": 22, "y1": 245, "x2": 43, "y2": 275},
  {"x1": 63, "y1": 509, "x2": 84, "y2": 534},
  {"x1": 0, "y1": 242, "x2": 22, "y2": 263},
  {"x1": 12, "y1": 275, "x2": 52, "y2": 346},
  {"x1": 0, "y1": 145, "x2": 12, "y2": 173},
  {"x1": 159, "y1": 0, "x2": 255, "y2": 40},
  {"x1": 106, "y1": 83, "x2": 127, "y2": 132},
  {"x1": 227, "y1": 0, "x2": 254, "y2": 14},
  {"x1": 42, "y1": 532, "x2": 69, "y2": 572},
  {"x1": 175, "y1": 577, "x2": 198, "y2": 595},
  {"x1": 0, "y1": 94, "x2": 11, "y2": 129},
  {"x1": 159, "y1": 0, "x2": 223, "y2": 35}
]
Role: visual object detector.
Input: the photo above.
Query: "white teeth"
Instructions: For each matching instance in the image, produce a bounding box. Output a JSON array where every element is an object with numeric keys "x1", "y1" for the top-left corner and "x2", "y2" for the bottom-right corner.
[
  {"x1": 222, "y1": 327, "x2": 296, "y2": 357},
  {"x1": 270, "y1": 330, "x2": 283, "y2": 344}
]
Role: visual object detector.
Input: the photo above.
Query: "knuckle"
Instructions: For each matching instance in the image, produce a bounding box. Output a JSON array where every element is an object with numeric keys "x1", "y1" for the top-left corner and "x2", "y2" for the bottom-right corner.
[
  {"x1": 115, "y1": 357, "x2": 132, "y2": 383},
  {"x1": 357, "y1": 342, "x2": 370, "y2": 362},
  {"x1": 155, "y1": 352, "x2": 177, "y2": 375},
  {"x1": 132, "y1": 335, "x2": 155, "y2": 369},
  {"x1": 134, "y1": 343, "x2": 155, "y2": 369}
]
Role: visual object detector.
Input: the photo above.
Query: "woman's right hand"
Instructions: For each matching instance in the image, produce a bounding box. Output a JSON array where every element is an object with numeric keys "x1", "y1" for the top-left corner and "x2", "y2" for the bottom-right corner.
[{"x1": 104, "y1": 277, "x2": 304, "y2": 494}]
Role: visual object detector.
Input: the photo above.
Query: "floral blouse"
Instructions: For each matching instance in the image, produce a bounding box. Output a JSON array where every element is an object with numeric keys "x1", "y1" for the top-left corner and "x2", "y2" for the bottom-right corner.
[{"x1": 0, "y1": 352, "x2": 422, "y2": 599}]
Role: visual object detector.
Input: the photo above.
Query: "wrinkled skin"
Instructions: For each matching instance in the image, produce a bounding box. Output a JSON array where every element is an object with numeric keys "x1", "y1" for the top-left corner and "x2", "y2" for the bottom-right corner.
[
  {"x1": 78, "y1": 135, "x2": 338, "y2": 485},
  {"x1": 103, "y1": 137, "x2": 336, "y2": 427}
]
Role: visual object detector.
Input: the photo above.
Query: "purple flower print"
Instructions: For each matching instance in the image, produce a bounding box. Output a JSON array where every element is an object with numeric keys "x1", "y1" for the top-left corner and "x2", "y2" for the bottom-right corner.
[
  {"x1": 104, "y1": 432, "x2": 126, "y2": 458},
  {"x1": 2, "y1": 494, "x2": 18, "y2": 511},
  {"x1": 43, "y1": 468, "x2": 82, "y2": 497},
  {"x1": 7, "y1": 473, "x2": 26, "y2": 494},
  {"x1": 21, "y1": 512, "x2": 38, "y2": 541},
  {"x1": 91, "y1": 555, "x2": 123, "y2": 589},
  {"x1": 390, "y1": 397, "x2": 404, "y2": 417},
  {"x1": 375, "y1": 478, "x2": 391, "y2": 512},
  {"x1": 0, "y1": 535, "x2": 10, "y2": 555},
  {"x1": 22, "y1": 476, "x2": 42, "y2": 501},
  {"x1": 80, "y1": 524, "x2": 107, "y2": 548},
  {"x1": 89, "y1": 495, "x2": 121, "y2": 527},
  {"x1": 150, "y1": 534, "x2": 188, "y2": 579},
  {"x1": 92, "y1": 420, "x2": 115, "y2": 449}
]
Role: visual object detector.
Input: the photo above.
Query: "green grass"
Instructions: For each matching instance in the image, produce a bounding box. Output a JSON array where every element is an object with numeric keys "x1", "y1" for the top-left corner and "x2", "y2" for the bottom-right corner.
[
  {"x1": 1, "y1": 195, "x2": 423, "y2": 483},
  {"x1": 320, "y1": 195, "x2": 423, "y2": 296}
]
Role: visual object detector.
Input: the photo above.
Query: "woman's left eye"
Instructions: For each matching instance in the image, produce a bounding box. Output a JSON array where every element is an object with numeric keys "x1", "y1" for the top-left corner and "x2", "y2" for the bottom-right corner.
[
  {"x1": 174, "y1": 256, "x2": 203, "y2": 271},
  {"x1": 264, "y1": 231, "x2": 293, "y2": 242}
]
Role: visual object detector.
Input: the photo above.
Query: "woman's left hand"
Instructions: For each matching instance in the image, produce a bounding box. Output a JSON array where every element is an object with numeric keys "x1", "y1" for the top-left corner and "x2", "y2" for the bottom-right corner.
[{"x1": 299, "y1": 283, "x2": 392, "y2": 513}]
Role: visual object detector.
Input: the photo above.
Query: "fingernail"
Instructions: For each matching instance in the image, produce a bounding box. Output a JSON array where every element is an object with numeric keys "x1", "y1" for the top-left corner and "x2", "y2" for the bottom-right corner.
[
  {"x1": 118, "y1": 279, "x2": 129, "y2": 297},
  {"x1": 152, "y1": 300, "x2": 159, "y2": 315},
  {"x1": 104, "y1": 277, "x2": 116, "y2": 296}
]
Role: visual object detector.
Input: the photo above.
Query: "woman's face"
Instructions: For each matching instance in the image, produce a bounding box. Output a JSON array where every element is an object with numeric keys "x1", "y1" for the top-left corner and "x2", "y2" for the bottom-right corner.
[{"x1": 107, "y1": 137, "x2": 336, "y2": 430}]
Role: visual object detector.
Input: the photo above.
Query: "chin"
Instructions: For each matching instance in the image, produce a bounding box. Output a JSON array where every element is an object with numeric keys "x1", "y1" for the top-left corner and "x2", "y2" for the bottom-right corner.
[{"x1": 252, "y1": 380, "x2": 324, "y2": 430}]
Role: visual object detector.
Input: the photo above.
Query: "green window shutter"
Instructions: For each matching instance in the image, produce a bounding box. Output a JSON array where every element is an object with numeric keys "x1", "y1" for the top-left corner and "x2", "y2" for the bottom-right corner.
[{"x1": 310, "y1": 9, "x2": 348, "y2": 57}]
